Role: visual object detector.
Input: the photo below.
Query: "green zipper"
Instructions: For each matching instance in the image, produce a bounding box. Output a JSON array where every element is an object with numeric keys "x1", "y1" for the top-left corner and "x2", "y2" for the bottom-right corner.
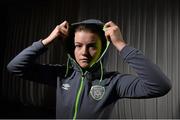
[
  {"x1": 67, "y1": 55, "x2": 86, "y2": 120},
  {"x1": 69, "y1": 28, "x2": 110, "y2": 119},
  {"x1": 73, "y1": 75, "x2": 85, "y2": 120}
]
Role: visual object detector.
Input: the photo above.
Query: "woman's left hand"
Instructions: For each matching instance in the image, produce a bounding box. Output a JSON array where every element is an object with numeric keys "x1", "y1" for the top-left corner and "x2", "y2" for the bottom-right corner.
[{"x1": 104, "y1": 21, "x2": 126, "y2": 51}]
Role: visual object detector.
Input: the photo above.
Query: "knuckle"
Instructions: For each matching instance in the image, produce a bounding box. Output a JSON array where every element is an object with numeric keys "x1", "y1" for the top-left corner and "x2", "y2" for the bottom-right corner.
[
  {"x1": 112, "y1": 28, "x2": 116, "y2": 32},
  {"x1": 112, "y1": 26, "x2": 118, "y2": 31},
  {"x1": 114, "y1": 26, "x2": 118, "y2": 29}
]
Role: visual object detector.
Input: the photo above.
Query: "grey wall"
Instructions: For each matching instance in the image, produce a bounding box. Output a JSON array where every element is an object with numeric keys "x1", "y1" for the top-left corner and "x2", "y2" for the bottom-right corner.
[{"x1": 1, "y1": 0, "x2": 179, "y2": 118}]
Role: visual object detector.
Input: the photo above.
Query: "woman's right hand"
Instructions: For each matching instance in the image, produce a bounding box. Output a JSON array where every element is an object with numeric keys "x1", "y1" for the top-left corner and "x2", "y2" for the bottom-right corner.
[{"x1": 42, "y1": 21, "x2": 69, "y2": 46}]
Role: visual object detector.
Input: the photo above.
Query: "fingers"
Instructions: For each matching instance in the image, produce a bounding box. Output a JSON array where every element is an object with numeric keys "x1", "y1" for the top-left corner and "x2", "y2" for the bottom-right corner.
[
  {"x1": 103, "y1": 21, "x2": 123, "y2": 41},
  {"x1": 104, "y1": 21, "x2": 116, "y2": 30},
  {"x1": 57, "y1": 20, "x2": 69, "y2": 38},
  {"x1": 103, "y1": 21, "x2": 115, "y2": 40},
  {"x1": 104, "y1": 21, "x2": 118, "y2": 37},
  {"x1": 60, "y1": 28, "x2": 68, "y2": 37},
  {"x1": 60, "y1": 26, "x2": 68, "y2": 35},
  {"x1": 59, "y1": 21, "x2": 69, "y2": 32},
  {"x1": 61, "y1": 20, "x2": 69, "y2": 30}
]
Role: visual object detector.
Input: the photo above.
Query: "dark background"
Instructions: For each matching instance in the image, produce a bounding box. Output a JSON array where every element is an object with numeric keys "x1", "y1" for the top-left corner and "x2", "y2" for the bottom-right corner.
[{"x1": 0, "y1": 0, "x2": 179, "y2": 119}]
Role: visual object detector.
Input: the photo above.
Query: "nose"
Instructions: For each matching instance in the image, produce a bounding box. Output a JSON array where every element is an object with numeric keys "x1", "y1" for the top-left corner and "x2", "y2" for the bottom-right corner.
[{"x1": 82, "y1": 46, "x2": 88, "y2": 56}]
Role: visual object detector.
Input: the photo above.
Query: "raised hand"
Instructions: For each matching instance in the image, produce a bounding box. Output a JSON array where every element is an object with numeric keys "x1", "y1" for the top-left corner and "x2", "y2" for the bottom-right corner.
[
  {"x1": 104, "y1": 21, "x2": 126, "y2": 51},
  {"x1": 42, "y1": 21, "x2": 69, "y2": 46}
]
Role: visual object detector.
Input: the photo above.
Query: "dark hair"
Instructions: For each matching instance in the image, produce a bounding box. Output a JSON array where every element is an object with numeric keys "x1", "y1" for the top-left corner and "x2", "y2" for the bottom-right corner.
[
  {"x1": 65, "y1": 24, "x2": 106, "y2": 58},
  {"x1": 75, "y1": 24, "x2": 103, "y2": 35}
]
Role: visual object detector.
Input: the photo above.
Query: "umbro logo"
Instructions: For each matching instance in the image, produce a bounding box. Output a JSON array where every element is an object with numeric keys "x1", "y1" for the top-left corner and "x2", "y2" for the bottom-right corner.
[{"x1": 62, "y1": 83, "x2": 70, "y2": 90}]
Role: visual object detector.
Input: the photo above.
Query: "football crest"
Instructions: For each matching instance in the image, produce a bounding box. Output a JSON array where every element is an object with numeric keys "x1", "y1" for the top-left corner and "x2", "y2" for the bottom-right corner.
[{"x1": 90, "y1": 85, "x2": 105, "y2": 100}]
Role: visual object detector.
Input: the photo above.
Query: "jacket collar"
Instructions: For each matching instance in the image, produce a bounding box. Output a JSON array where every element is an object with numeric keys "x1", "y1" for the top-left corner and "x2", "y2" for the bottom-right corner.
[{"x1": 68, "y1": 55, "x2": 103, "y2": 80}]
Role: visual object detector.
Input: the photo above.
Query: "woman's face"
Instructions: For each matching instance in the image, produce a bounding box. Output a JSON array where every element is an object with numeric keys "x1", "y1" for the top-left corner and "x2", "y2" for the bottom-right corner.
[{"x1": 74, "y1": 31, "x2": 102, "y2": 68}]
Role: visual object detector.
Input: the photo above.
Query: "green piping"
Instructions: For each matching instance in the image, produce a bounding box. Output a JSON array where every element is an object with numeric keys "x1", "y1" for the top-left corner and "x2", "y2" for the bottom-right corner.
[
  {"x1": 99, "y1": 60, "x2": 103, "y2": 83},
  {"x1": 89, "y1": 38, "x2": 110, "y2": 68},
  {"x1": 73, "y1": 76, "x2": 84, "y2": 120},
  {"x1": 65, "y1": 27, "x2": 110, "y2": 119},
  {"x1": 65, "y1": 26, "x2": 110, "y2": 76}
]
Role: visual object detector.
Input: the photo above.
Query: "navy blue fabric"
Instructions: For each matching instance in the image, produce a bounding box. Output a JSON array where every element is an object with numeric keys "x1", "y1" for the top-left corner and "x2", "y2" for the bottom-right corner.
[{"x1": 7, "y1": 40, "x2": 171, "y2": 118}]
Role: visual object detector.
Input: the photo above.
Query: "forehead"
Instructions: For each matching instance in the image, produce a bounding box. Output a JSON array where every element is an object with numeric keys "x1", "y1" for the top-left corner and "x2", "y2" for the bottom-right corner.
[{"x1": 74, "y1": 31, "x2": 100, "y2": 43}]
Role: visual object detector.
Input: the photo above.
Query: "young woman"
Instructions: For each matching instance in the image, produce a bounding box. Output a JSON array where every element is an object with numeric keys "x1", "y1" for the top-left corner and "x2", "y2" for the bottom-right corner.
[{"x1": 7, "y1": 19, "x2": 171, "y2": 119}]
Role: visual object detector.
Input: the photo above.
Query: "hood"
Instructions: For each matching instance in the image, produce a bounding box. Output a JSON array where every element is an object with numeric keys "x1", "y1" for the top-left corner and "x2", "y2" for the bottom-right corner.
[{"x1": 65, "y1": 19, "x2": 110, "y2": 75}]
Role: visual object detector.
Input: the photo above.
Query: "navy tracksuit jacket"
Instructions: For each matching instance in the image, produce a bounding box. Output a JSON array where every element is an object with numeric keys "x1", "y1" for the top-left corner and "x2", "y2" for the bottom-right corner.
[{"x1": 7, "y1": 40, "x2": 171, "y2": 119}]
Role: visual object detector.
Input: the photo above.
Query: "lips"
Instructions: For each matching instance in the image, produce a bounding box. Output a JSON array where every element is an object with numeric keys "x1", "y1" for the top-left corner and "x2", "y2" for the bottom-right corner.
[{"x1": 80, "y1": 58, "x2": 90, "y2": 62}]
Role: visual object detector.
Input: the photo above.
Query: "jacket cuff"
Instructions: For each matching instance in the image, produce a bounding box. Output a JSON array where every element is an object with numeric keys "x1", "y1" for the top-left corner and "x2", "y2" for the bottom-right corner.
[
  {"x1": 119, "y1": 45, "x2": 136, "y2": 62},
  {"x1": 34, "y1": 39, "x2": 47, "y2": 48},
  {"x1": 31, "y1": 40, "x2": 48, "y2": 53}
]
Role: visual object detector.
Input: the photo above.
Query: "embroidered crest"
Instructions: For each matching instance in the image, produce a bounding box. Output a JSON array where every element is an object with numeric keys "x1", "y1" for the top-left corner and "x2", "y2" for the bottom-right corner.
[{"x1": 90, "y1": 85, "x2": 105, "y2": 100}]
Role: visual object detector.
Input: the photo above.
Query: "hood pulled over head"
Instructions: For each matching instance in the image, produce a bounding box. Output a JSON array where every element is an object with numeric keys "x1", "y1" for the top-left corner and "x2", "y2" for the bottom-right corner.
[{"x1": 65, "y1": 19, "x2": 110, "y2": 71}]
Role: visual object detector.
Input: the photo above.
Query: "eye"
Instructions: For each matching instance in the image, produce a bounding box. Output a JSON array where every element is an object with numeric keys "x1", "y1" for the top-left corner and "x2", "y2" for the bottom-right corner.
[
  {"x1": 75, "y1": 44, "x2": 82, "y2": 48},
  {"x1": 88, "y1": 44, "x2": 97, "y2": 49}
]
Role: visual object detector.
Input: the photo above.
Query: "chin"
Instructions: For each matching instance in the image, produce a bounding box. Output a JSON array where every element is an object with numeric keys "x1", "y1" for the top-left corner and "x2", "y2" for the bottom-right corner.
[{"x1": 80, "y1": 64, "x2": 89, "y2": 69}]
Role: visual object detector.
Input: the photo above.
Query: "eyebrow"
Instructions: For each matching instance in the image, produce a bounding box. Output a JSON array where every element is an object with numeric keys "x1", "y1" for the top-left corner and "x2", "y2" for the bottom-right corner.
[
  {"x1": 74, "y1": 42, "x2": 82, "y2": 44},
  {"x1": 74, "y1": 41, "x2": 96, "y2": 44}
]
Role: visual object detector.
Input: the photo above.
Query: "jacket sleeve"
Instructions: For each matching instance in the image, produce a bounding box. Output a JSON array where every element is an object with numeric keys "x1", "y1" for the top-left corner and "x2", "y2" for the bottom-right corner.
[
  {"x1": 7, "y1": 40, "x2": 66, "y2": 87},
  {"x1": 115, "y1": 45, "x2": 172, "y2": 98}
]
